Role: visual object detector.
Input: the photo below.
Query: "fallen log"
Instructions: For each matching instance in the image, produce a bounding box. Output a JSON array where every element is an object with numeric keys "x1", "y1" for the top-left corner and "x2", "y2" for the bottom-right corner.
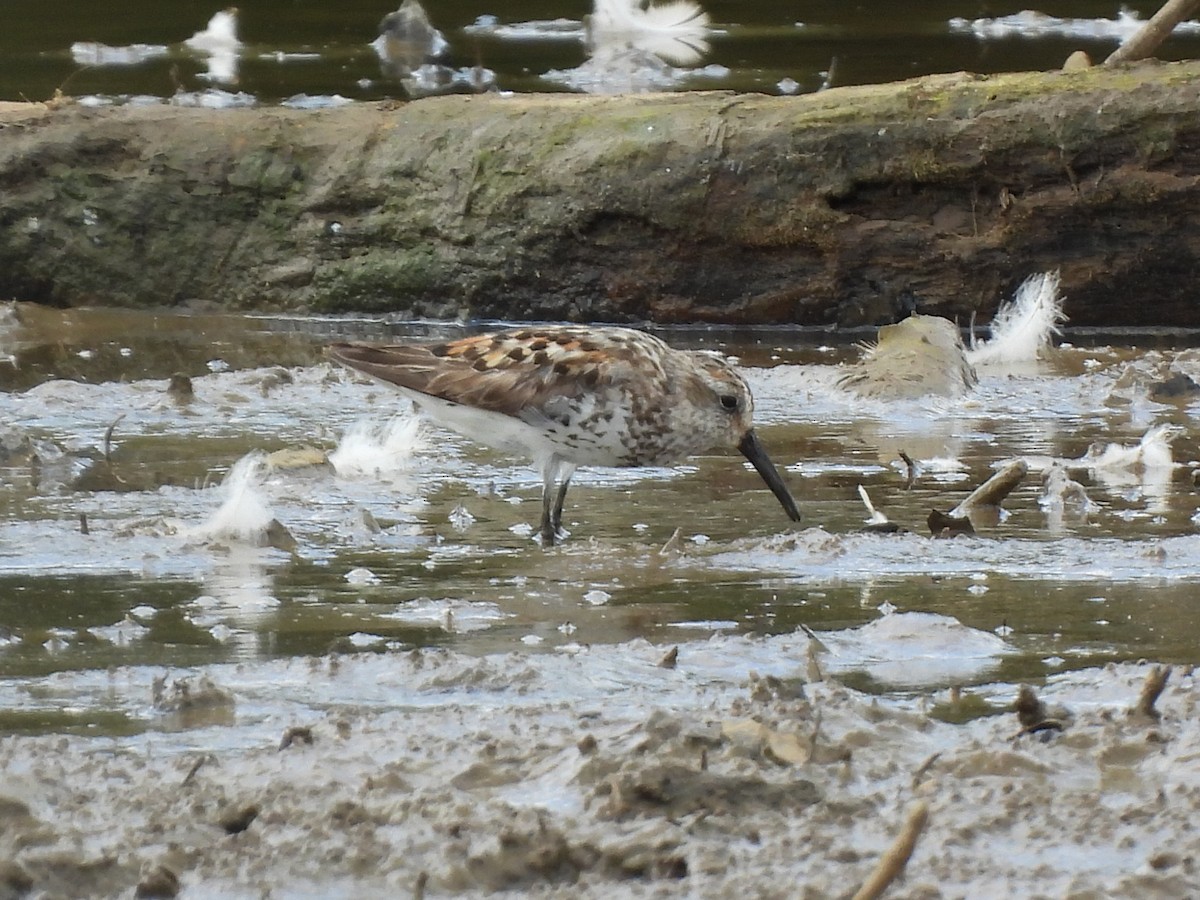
[{"x1": 2, "y1": 59, "x2": 1200, "y2": 326}]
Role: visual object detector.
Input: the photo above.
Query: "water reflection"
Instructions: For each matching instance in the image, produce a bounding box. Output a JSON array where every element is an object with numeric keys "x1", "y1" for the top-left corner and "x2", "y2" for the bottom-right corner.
[
  {"x1": 563, "y1": 0, "x2": 713, "y2": 93},
  {"x1": 202, "y1": 549, "x2": 281, "y2": 618},
  {"x1": 13, "y1": 0, "x2": 1198, "y2": 103},
  {"x1": 184, "y1": 9, "x2": 243, "y2": 85},
  {"x1": 373, "y1": 0, "x2": 450, "y2": 79},
  {"x1": 372, "y1": 0, "x2": 496, "y2": 97},
  {"x1": 948, "y1": 9, "x2": 1200, "y2": 42}
]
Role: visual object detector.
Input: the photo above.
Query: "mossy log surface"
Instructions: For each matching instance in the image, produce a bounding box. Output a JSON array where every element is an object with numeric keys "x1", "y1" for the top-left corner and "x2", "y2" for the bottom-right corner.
[{"x1": 2, "y1": 60, "x2": 1199, "y2": 326}]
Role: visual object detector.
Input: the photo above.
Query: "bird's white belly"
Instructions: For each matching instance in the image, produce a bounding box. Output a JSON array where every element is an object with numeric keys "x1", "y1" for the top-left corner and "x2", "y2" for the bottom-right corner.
[{"x1": 397, "y1": 389, "x2": 631, "y2": 468}]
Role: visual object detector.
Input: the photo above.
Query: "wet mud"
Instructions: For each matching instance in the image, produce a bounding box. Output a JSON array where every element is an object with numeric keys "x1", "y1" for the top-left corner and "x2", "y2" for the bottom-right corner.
[
  {"x1": 2, "y1": 645, "x2": 1198, "y2": 897},
  {"x1": 5, "y1": 306, "x2": 1200, "y2": 895}
]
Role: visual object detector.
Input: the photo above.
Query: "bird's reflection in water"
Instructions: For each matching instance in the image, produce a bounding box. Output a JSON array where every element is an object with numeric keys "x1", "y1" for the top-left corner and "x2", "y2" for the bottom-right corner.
[{"x1": 372, "y1": 0, "x2": 496, "y2": 98}]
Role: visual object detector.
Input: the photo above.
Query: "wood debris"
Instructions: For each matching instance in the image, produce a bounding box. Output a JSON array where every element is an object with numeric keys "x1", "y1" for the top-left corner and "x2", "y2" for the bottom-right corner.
[
  {"x1": 851, "y1": 801, "x2": 930, "y2": 900},
  {"x1": 1132, "y1": 665, "x2": 1171, "y2": 720}
]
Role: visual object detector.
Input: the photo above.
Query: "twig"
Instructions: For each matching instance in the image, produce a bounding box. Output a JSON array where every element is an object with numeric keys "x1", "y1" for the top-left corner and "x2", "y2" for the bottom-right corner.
[
  {"x1": 852, "y1": 801, "x2": 930, "y2": 900},
  {"x1": 898, "y1": 450, "x2": 917, "y2": 490},
  {"x1": 182, "y1": 754, "x2": 210, "y2": 786},
  {"x1": 1133, "y1": 665, "x2": 1171, "y2": 719},
  {"x1": 659, "y1": 527, "x2": 682, "y2": 555},
  {"x1": 102, "y1": 414, "x2": 128, "y2": 485},
  {"x1": 950, "y1": 460, "x2": 1027, "y2": 518},
  {"x1": 1106, "y1": 0, "x2": 1200, "y2": 64},
  {"x1": 821, "y1": 56, "x2": 839, "y2": 91},
  {"x1": 799, "y1": 623, "x2": 828, "y2": 650},
  {"x1": 912, "y1": 752, "x2": 941, "y2": 786},
  {"x1": 805, "y1": 640, "x2": 824, "y2": 682},
  {"x1": 102, "y1": 414, "x2": 125, "y2": 463}
]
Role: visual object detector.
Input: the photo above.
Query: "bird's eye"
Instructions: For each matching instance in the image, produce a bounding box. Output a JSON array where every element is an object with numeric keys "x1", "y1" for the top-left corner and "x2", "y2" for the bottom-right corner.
[{"x1": 719, "y1": 394, "x2": 739, "y2": 412}]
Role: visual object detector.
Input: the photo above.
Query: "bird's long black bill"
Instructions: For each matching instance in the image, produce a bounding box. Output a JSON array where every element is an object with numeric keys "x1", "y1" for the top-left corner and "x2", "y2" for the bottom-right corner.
[{"x1": 738, "y1": 429, "x2": 802, "y2": 522}]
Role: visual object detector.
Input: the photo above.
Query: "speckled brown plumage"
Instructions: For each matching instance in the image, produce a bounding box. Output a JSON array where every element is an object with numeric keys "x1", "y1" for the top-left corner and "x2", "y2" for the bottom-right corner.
[{"x1": 328, "y1": 326, "x2": 800, "y2": 545}]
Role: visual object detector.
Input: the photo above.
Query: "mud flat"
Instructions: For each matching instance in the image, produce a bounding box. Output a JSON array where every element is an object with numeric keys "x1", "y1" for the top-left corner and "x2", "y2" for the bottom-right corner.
[
  {"x1": 2, "y1": 59, "x2": 1200, "y2": 327},
  {"x1": 1, "y1": 632, "x2": 1197, "y2": 898}
]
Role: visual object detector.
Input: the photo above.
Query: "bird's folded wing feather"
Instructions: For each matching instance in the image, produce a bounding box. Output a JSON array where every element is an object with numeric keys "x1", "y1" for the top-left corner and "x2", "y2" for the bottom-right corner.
[{"x1": 328, "y1": 333, "x2": 647, "y2": 422}]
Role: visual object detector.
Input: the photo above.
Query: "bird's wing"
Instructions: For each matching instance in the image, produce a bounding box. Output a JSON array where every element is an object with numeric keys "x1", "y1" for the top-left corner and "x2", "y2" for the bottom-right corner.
[{"x1": 328, "y1": 328, "x2": 659, "y2": 422}]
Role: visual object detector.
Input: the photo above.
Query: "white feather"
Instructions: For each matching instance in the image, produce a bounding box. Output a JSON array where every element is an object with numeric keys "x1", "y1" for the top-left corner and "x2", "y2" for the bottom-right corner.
[
  {"x1": 1080, "y1": 424, "x2": 1182, "y2": 471},
  {"x1": 590, "y1": 0, "x2": 709, "y2": 35},
  {"x1": 1039, "y1": 462, "x2": 1097, "y2": 513},
  {"x1": 194, "y1": 452, "x2": 275, "y2": 544},
  {"x1": 185, "y1": 10, "x2": 243, "y2": 54},
  {"x1": 967, "y1": 271, "x2": 1066, "y2": 367},
  {"x1": 586, "y1": 0, "x2": 710, "y2": 64},
  {"x1": 631, "y1": 0, "x2": 709, "y2": 33},
  {"x1": 857, "y1": 484, "x2": 889, "y2": 525},
  {"x1": 329, "y1": 415, "x2": 425, "y2": 483}
]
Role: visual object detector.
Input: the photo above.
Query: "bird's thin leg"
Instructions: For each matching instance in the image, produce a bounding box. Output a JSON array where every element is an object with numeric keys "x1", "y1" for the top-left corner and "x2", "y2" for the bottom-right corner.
[
  {"x1": 540, "y1": 489, "x2": 556, "y2": 546},
  {"x1": 538, "y1": 458, "x2": 576, "y2": 546},
  {"x1": 540, "y1": 456, "x2": 561, "y2": 546},
  {"x1": 551, "y1": 466, "x2": 575, "y2": 533}
]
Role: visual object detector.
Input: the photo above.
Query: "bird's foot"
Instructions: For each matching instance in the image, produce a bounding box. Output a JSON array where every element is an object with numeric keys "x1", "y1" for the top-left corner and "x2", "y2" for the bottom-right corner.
[{"x1": 536, "y1": 525, "x2": 569, "y2": 548}]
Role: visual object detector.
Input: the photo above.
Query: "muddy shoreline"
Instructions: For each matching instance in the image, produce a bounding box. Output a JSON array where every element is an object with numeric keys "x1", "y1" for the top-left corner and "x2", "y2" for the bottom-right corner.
[
  {"x1": 2, "y1": 60, "x2": 1200, "y2": 327},
  {"x1": 3, "y1": 642, "x2": 1197, "y2": 898},
  {"x1": 3, "y1": 305, "x2": 1200, "y2": 896}
]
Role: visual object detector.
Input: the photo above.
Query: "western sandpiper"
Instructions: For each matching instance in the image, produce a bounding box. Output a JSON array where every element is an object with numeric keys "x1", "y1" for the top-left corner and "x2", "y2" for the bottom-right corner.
[{"x1": 328, "y1": 325, "x2": 800, "y2": 545}]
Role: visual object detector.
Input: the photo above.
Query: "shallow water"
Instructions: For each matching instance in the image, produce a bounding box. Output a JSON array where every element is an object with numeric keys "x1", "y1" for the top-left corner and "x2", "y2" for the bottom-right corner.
[
  {"x1": 3, "y1": 304, "x2": 1200, "y2": 739},
  {"x1": 8, "y1": 304, "x2": 1200, "y2": 898},
  {"x1": 3, "y1": 0, "x2": 1200, "y2": 102}
]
